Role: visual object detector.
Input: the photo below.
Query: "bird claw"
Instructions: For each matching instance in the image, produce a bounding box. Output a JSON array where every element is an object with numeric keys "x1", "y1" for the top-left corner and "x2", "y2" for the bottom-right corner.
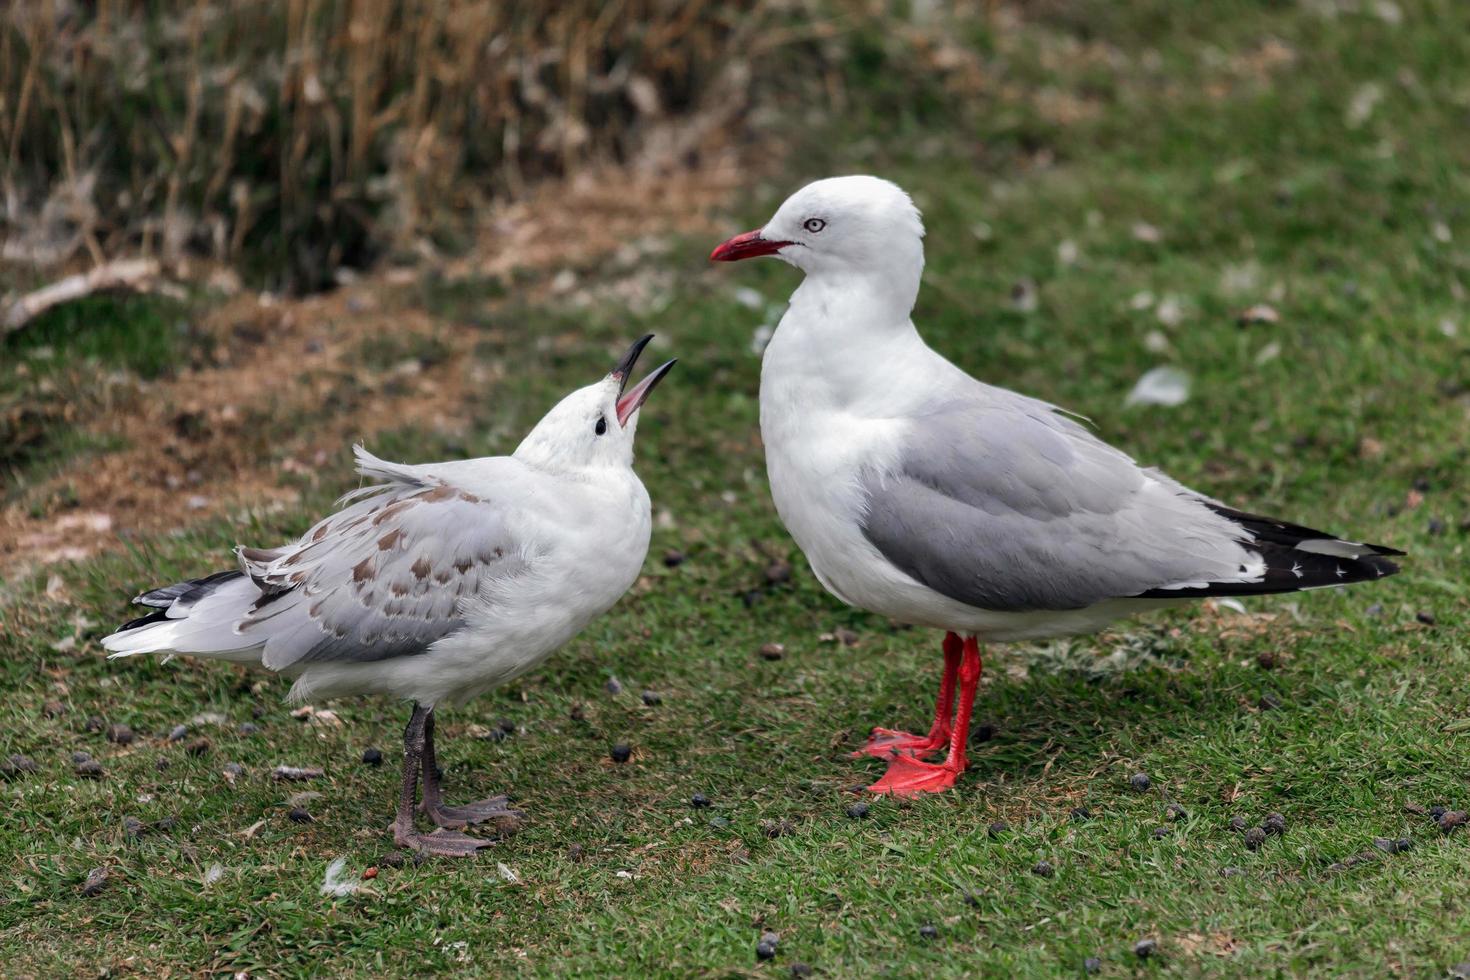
[
  {"x1": 423, "y1": 795, "x2": 523, "y2": 830},
  {"x1": 851, "y1": 726, "x2": 948, "y2": 760},
  {"x1": 394, "y1": 827, "x2": 494, "y2": 858},
  {"x1": 866, "y1": 754, "x2": 964, "y2": 796}
]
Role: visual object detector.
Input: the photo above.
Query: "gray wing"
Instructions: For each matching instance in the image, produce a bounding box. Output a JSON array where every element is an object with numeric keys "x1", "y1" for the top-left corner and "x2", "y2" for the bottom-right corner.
[
  {"x1": 860, "y1": 390, "x2": 1267, "y2": 612},
  {"x1": 232, "y1": 455, "x2": 525, "y2": 671}
]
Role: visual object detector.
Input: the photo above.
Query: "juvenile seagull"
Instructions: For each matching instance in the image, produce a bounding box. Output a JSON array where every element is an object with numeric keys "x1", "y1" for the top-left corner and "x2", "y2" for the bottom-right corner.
[
  {"x1": 712, "y1": 176, "x2": 1402, "y2": 796},
  {"x1": 103, "y1": 336, "x2": 675, "y2": 854}
]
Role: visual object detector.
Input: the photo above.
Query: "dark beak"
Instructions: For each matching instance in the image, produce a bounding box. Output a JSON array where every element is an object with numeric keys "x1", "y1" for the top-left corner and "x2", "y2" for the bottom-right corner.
[
  {"x1": 611, "y1": 334, "x2": 655, "y2": 392},
  {"x1": 616, "y1": 358, "x2": 676, "y2": 427},
  {"x1": 710, "y1": 228, "x2": 794, "y2": 262}
]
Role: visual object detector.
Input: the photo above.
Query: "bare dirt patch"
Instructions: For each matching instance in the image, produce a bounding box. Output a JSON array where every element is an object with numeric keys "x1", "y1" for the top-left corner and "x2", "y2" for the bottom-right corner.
[{"x1": 0, "y1": 155, "x2": 745, "y2": 582}]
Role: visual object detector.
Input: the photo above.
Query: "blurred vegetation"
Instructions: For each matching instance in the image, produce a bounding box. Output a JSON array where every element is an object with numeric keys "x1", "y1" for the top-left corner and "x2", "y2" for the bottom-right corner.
[{"x1": 0, "y1": 0, "x2": 981, "y2": 293}]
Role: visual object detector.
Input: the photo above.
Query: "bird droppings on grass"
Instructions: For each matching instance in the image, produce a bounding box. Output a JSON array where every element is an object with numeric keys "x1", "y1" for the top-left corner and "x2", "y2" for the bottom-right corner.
[
  {"x1": 185, "y1": 737, "x2": 211, "y2": 757},
  {"x1": 641, "y1": 690, "x2": 662, "y2": 706},
  {"x1": 1429, "y1": 805, "x2": 1448, "y2": 821},
  {"x1": 85, "y1": 715, "x2": 104, "y2": 733},
  {"x1": 690, "y1": 792, "x2": 710, "y2": 808},
  {"x1": 1070, "y1": 806, "x2": 1092, "y2": 821},
  {"x1": 80, "y1": 867, "x2": 108, "y2": 897},
  {"x1": 166, "y1": 724, "x2": 188, "y2": 742},
  {"x1": 662, "y1": 548, "x2": 685, "y2": 568},
  {"x1": 71, "y1": 751, "x2": 91, "y2": 764},
  {"x1": 604, "y1": 678, "x2": 623, "y2": 695},
  {"x1": 919, "y1": 924, "x2": 939, "y2": 940},
  {"x1": 288, "y1": 807, "x2": 314, "y2": 823},
  {"x1": 106, "y1": 723, "x2": 134, "y2": 744},
  {"x1": 272, "y1": 765, "x2": 326, "y2": 781},
  {"x1": 846, "y1": 802, "x2": 869, "y2": 820},
  {"x1": 610, "y1": 743, "x2": 632, "y2": 763},
  {"x1": 1438, "y1": 810, "x2": 1467, "y2": 834},
  {"x1": 1244, "y1": 827, "x2": 1267, "y2": 850},
  {"x1": 1416, "y1": 611, "x2": 1437, "y2": 626},
  {"x1": 759, "y1": 642, "x2": 785, "y2": 661},
  {"x1": 1084, "y1": 956, "x2": 1102, "y2": 973},
  {"x1": 764, "y1": 559, "x2": 792, "y2": 585},
  {"x1": 1129, "y1": 772, "x2": 1152, "y2": 792},
  {"x1": 756, "y1": 940, "x2": 778, "y2": 961},
  {"x1": 1031, "y1": 860, "x2": 1055, "y2": 878},
  {"x1": 1373, "y1": 837, "x2": 1413, "y2": 854},
  {"x1": 4, "y1": 753, "x2": 38, "y2": 775},
  {"x1": 42, "y1": 700, "x2": 65, "y2": 718},
  {"x1": 789, "y1": 963, "x2": 812, "y2": 978},
  {"x1": 122, "y1": 816, "x2": 145, "y2": 839},
  {"x1": 236, "y1": 722, "x2": 260, "y2": 736},
  {"x1": 320, "y1": 857, "x2": 359, "y2": 897},
  {"x1": 1263, "y1": 812, "x2": 1287, "y2": 836},
  {"x1": 1134, "y1": 938, "x2": 1158, "y2": 959},
  {"x1": 1151, "y1": 826, "x2": 1171, "y2": 839},
  {"x1": 1166, "y1": 803, "x2": 1188, "y2": 821},
  {"x1": 75, "y1": 759, "x2": 104, "y2": 778},
  {"x1": 1229, "y1": 816, "x2": 1249, "y2": 832},
  {"x1": 361, "y1": 747, "x2": 383, "y2": 767},
  {"x1": 1256, "y1": 650, "x2": 1281, "y2": 670},
  {"x1": 154, "y1": 756, "x2": 171, "y2": 771},
  {"x1": 1220, "y1": 867, "x2": 1245, "y2": 878},
  {"x1": 1258, "y1": 694, "x2": 1282, "y2": 711},
  {"x1": 988, "y1": 820, "x2": 1009, "y2": 837},
  {"x1": 223, "y1": 761, "x2": 245, "y2": 778}
]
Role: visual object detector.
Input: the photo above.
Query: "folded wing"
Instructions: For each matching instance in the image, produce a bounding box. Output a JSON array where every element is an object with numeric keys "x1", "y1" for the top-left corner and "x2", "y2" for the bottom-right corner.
[
  {"x1": 103, "y1": 448, "x2": 527, "y2": 670},
  {"x1": 859, "y1": 390, "x2": 1400, "y2": 613}
]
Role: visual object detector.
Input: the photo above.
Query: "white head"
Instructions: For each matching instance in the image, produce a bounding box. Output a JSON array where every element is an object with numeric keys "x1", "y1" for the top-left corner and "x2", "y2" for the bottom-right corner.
[
  {"x1": 514, "y1": 334, "x2": 675, "y2": 473},
  {"x1": 711, "y1": 176, "x2": 925, "y2": 295}
]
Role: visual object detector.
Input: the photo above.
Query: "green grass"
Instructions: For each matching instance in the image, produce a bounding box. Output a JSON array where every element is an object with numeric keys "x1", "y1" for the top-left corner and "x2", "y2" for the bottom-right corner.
[
  {"x1": 3, "y1": 1, "x2": 1470, "y2": 975},
  {"x1": 0, "y1": 293, "x2": 195, "y2": 498}
]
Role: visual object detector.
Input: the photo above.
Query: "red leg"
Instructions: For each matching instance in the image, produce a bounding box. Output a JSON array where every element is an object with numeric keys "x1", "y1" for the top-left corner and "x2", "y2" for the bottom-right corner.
[
  {"x1": 853, "y1": 632, "x2": 962, "y2": 760},
  {"x1": 868, "y1": 636, "x2": 983, "y2": 796}
]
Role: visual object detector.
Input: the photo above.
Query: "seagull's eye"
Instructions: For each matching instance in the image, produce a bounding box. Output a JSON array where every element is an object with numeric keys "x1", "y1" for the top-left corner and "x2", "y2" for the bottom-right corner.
[
  {"x1": 594, "y1": 416, "x2": 608, "y2": 436},
  {"x1": 803, "y1": 218, "x2": 826, "y2": 234}
]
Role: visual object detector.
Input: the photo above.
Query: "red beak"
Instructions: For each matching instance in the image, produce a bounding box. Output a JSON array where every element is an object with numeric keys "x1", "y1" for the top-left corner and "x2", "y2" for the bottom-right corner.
[
  {"x1": 709, "y1": 228, "x2": 794, "y2": 262},
  {"x1": 616, "y1": 358, "x2": 676, "y2": 427}
]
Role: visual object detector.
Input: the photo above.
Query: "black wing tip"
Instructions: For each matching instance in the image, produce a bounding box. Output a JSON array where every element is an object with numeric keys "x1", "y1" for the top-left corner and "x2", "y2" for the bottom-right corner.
[
  {"x1": 132, "y1": 569, "x2": 244, "y2": 608},
  {"x1": 1138, "y1": 547, "x2": 1402, "y2": 600},
  {"x1": 117, "y1": 610, "x2": 170, "y2": 632}
]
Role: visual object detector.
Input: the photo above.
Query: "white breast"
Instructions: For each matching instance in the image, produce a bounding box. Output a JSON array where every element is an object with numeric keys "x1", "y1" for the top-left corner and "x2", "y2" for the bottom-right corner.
[
  {"x1": 293, "y1": 469, "x2": 651, "y2": 707},
  {"x1": 759, "y1": 303, "x2": 1159, "y2": 642}
]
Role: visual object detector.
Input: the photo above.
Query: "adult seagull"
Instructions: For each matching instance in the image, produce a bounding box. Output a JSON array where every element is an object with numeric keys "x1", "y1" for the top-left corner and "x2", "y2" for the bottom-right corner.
[
  {"x1": 712, "y1": 176, "x2": 1402, "y2": 796},
  {"x1": 103, "y1": 336, "x2": 675, "y2": 854}
]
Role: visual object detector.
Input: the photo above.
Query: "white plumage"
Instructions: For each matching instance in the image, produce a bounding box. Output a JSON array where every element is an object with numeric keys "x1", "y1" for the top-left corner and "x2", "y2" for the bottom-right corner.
[
  {"x1": 103, "y1": 336, "x2": 675, "y2": 855},
  {"x1": 713, "y1": 176, "x2": 1400, "y2": 795}
]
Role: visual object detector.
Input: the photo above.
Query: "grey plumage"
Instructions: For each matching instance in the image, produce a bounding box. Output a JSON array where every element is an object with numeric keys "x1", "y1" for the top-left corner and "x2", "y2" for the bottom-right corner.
[
  {"x1": 112, "y1": 451, "x2": 525, "y2": 671},
  {"x1": 859, "y1": 388, "x2": 1399, "y2": 613}
]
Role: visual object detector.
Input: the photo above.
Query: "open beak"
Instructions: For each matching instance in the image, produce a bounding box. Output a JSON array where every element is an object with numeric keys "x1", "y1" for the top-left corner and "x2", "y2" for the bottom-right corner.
[
  {"x1": 610, "y1": 334, "x2": 676, "y2": 428},
  {"x1": 616, "y1": 359, "x2": 675, "y2": 427},
  {"x1": 709, "y1": 228, "x2": 794, "y2": 262},
  {"x1": 611, "y1": 334, "x2": 655, "y2": 388}
]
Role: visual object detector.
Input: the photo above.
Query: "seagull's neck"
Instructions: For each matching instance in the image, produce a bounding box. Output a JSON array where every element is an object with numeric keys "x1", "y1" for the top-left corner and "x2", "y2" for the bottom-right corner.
[
  {"x1": 764, "y1": 266, "x2": 933, "y2": 411},
  {"x1": 789, "y1": 263, "x2": 921, "y2": 341}
]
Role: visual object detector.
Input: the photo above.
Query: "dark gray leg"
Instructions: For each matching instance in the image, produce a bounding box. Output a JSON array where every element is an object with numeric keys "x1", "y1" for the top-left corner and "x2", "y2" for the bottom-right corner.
[
  {"x1": 420, "y1": 708, "x2": 523, "y2": 830},
  {"x1": 391, "y1": 704, "x2": 491, "y2": 857}
]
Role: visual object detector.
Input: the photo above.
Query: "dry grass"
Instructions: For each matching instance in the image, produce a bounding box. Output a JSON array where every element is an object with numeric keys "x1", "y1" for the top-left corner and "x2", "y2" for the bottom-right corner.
[{"x1": 1, "y1": 0, "x2": 768, "y2": 291}]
